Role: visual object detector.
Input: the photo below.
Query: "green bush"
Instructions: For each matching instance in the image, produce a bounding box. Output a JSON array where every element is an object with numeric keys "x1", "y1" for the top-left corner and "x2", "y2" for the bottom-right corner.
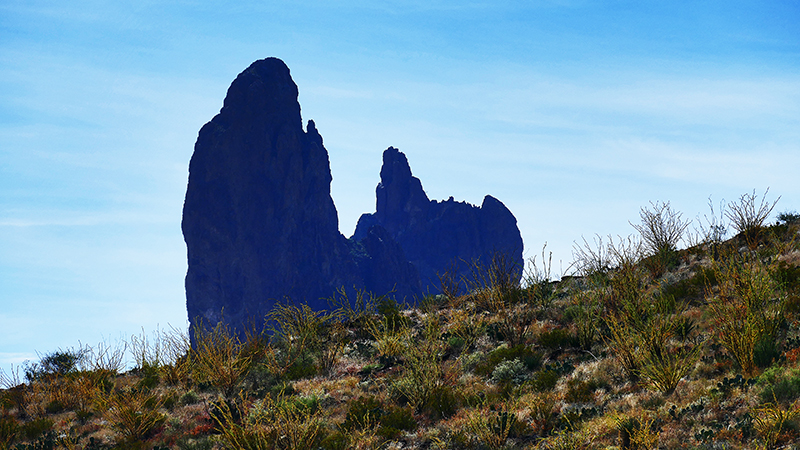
[
  {"x1": 377, "y1": 298, "x2": 410, "y2": 333},
  {"x1": 378, "y1": 406, "x2": 417, "y2": 439},
  {"x1": 760, "y1": 370, "x2": 800, "y2": 404},
  {"x1": 659, "y1": 266, "x2": 716, "y2": 304},
  {"x1": 538, "y1": 328, "x2": 579, "y2": 350},
  {"x1": 420, "y1": 385, "x2": 459, "y2": 421},
  {"x1": 136, "y1": 361, "x2": 160, "y2": 390},
  {"x1": 474, "y1": 345, "x2": 542, "y2": 377},
  {"x1": 753, "y1": 336, "x2": 781, "y2": 370},
  {"x1": 530, "y1": 368, "x2": 561, "y2": 392},
  {"x1": 179, "y1": 390, "x2": 200, "y2": 406},
  {"x1": 342, "y1": 396, "x2": 382, "y2": 430},
  {"x1": 24, "y1": 348, "x2": 87, "y2": 382},
  {"x1": 341, "y1": 396, "x2": 417, "y2": 439},
  {"x1": 0, "y1": 414, "x2": 19, "y2": 448},
  {"x1": 708, "y1": 253, "x2": 786, "y2": 376},
  {"x1": 564, "y1": 293, "x2": 602, "y2": 350},
  {"x1": 773, "y1": 261, "x2": 800, "y2": 292},
  {"x1": 320, "y1": 430, "x2": 348, "y2": 450},
  {"x1": 564, "y1": 377, "x2": 607, "y2": 404},
  {"x1": 777, "y1": 211, "x2": 800, "y2": 224},
  {"x1": 491, "y1": 359, "x2": 529, "y2": 385}
]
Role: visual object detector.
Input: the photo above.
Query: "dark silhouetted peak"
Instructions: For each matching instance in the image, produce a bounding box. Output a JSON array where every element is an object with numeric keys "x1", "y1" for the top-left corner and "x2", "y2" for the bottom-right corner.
[
  {"x1": 215, "y1": 58, "x2": 300, "y2": 130},
  {"x1": 354, "y1": 148, "x2": 524, "y2": 294},
  {"x1": 183, "y1": 58, "x2": 521, "y2": 338},
  {"x1": 375, "y1": 147, "x2": 430, "y2": 233},
  {"x1": 183, "y1": 58, "x2": 422, "y2": 339}
]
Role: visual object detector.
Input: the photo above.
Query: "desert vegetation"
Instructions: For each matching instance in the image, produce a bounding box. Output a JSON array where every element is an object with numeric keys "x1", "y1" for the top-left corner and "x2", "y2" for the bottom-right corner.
[{"x1": 2, "y1": 191, "x2": 800, "y2": 450}]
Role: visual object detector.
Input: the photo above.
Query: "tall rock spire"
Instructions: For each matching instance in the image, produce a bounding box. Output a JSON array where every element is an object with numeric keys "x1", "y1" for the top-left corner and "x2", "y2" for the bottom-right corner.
[{"x1": 184, "y1": 58, "x2": 370, "y2": 337}]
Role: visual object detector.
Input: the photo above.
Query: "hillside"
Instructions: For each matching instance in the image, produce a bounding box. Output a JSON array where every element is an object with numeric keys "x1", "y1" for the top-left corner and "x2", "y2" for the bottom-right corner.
[{"x1": 2, "y1": 196, "x2": 800, "y2": 450}]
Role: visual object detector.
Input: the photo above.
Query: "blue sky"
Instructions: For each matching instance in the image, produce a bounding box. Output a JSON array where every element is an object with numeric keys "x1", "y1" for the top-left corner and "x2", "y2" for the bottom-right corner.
[{"x1": 1, "y1": 1, "x2": 799, "y2": 366}]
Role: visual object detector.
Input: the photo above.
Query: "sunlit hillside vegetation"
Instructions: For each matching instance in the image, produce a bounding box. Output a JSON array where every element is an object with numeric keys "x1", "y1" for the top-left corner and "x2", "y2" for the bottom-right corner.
[{"x1": 2, "y1": 191, "x2": 800, "y2": 450}]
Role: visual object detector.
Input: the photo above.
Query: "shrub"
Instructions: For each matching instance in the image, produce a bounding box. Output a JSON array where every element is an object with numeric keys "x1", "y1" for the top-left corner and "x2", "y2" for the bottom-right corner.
[
  {"x1": 343, "y1": 397, "x2": 416, "y2": 440},
  {"x1": 191, "y1": 321, "x2": 253, "y2": 397},
  {"x1": 616, "y1": 416, "x2": 659, "y2": 450},
  {"x1": 159, "y1": 327, "x2": 192, "y2": 387},
  {"x1": 84, "y1": 339, "x2": 128, "y2": 374},
  {"x1": 524, "y1": 243, "x2": 558, "y2": 308},
  {"x1": 179, "y1": 391, "x2": 200, "y2": 406},
  {"x1": 759, "y1": 368, "x2": 800, "y2": 404},
  {"x1": 538, "y1": 427, "x2": 592, "y2": 450},
  {"x1": 751, "y1": 401, "x2": 800, "y2": 450},
  {"x1": 341, "y1": 396, "x2": 383, "y2": 430},
  {"x1": 367, "y1": 308, "x2": 411, "y2": 360},
  {"x1": 103, "y1": 388, "x2": 166, "y2": 443},
  {"x1": 0, "y1": 415, "x2": 19, "y2": 448},
  {"x1": 474, "y1": 345, "x2": 542, "y2": 377},
  {"x1": 631, "y1": 201, "x2": 690, "y2": 276},
  {"x1": 539, "y1": 328, "x2": 580, "y2": 350},
  {"x1": 565, "y1": 292, "x2": 602, "y2": 350},
  {"x1": 24, "y1": 347, "x2": 88, "y2": 382},
  {"x1": 382, "y1": 314, "x2": 460, "y2": 419},
  {"x1": 378, "y1": 409, "x2": 416, "y2": 440},
  {"x1": 777, "y1": 210, "x2": 800, "y2": 225},
  {"x1": 572, "y1": 234, "x2": 612, "y2": 279},
  {"x1": 693, "y1": 196, "x2": 728, "y2": 257},
  {"x1": 530, "y1": 367, "x2": 561, "y2": 392},
  {"x1": 637, "y1": 338, "x2": 701, "y2": 395},
  {"x1": 493, "y1": 304, "x2": 537, "y2": 346},
  {"x1": 708, "y1": 253, "x2": 786, "y2": 375},
  {"x1": 521, "y1": 391, "x2": 559, "y2": 437},
  {"x1": 726, "y1": 188, "x2": 780, "y2": 249},
  {"x1": 437, "y1": 259, "x2": 464, "y2": 304},
  {"x1": 659, "y1": 266, "x2": 716, "y2": 305},
  {"x1": 465, "y1": 252, "x2": 524, "y2": 312},
  {"x1": 18, "y1": 417, "x2": 53, "y2": 442},
  {"x1": 601, "y1": 244, "x2": 701, "y2": 392},
  {"x1": 214, "y1": 392, "x2": 323, "y2": 450},
  {"x1": 491, "y1": 359, "x2": 529, "y2": 385},
  {"x1": 420, "y1": 385, "x2": 459, "y2": 420},
  {"x1": 464, "y1": 405, "x2": 520, "y2": 450},
  {"x1": 376, "y1": 298, "x2": 410, "y2": 331},
  {"x1": 264, "y1": 303, "x2": 337, "y2": 379},
  {"x1": 564, "y1": 376, "x2": 607, "y2": 404}
]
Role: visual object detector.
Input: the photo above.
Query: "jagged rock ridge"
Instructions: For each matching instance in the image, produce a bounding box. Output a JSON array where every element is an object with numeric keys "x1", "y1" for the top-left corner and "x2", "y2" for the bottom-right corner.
[
  {"x1": 354, "y1": 147, "x2": 524, "y2": 294},
  {"x1": 182, "y1": 58, "x2": 523, "y2": 335}
]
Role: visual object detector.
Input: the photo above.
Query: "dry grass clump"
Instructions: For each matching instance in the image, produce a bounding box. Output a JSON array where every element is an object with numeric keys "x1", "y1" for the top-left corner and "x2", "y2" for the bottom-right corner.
[{"x1": 2, "y1": 193, "x2": 799, "y2": 449}]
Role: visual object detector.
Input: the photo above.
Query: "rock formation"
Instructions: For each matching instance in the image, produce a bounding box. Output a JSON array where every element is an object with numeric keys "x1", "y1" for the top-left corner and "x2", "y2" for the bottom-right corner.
[
  {"x1": 353, "y1": 147, "x2": 524, "y2": 294},
  {"x1": 183, "y1": 57, "x2": 523, "y2": 336},
  {"x1": 182, "y1": 58, "x2": 420, "y2": 336}
]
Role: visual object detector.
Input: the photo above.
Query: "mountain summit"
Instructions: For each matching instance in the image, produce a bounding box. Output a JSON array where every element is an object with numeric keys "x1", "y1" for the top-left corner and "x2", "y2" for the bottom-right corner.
[{"x1": 182, "y1": 58, "x2": 522, "y2": 335}]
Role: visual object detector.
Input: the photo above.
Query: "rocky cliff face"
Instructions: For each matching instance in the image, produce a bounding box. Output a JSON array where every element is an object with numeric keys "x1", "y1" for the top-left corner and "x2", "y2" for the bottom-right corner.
[
  {"x1": 353, "y1": 147, "x2": 524, "y2": 294},
  {"x1": 182, "y1": 58, "x2": 418, "y2": 336},
  {"x1": 183, "y1": 58, "x2": 522, "y2": 336}
]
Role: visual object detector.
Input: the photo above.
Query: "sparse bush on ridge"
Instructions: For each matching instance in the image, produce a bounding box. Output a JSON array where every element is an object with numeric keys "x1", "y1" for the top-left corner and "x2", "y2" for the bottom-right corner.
[
  {"x1": 777, "y1": 210, "x2": 800, "y2": 225},
  {"x1": 726, "y1": 188, "x2": 781, "y2": 249},
  {"x1": 631, "y1": 200, "x2": 691, "y2": 276},
  {"x1": 572, "y1": 234, "x2": 612, "y2": 279},
  {"x1": 2, "y1": 192, "x2": 800, "y2": 450}
]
